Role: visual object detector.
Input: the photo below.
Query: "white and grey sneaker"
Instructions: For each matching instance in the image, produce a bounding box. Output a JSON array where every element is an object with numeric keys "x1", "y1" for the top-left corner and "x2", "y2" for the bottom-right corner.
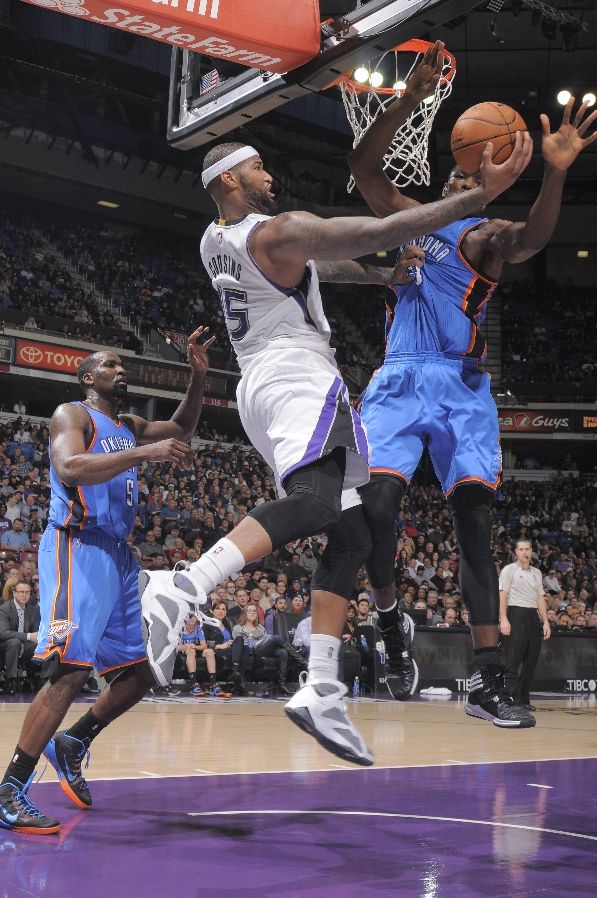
[
  {"x1": 284, "y1": 674, "x2": 374, "y2": 767},
  {"x1": 140, "y1": 569, "x2": 222, "y2": 688},
  {"x1": 170, "y1": 562, "x2": 210, "y2": 606},
  {"x1": 139, "y1": 570, "x2": 190, "y2": 688}
]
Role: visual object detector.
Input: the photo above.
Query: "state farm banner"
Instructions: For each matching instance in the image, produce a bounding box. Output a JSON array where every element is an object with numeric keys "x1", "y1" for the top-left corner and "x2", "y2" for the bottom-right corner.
[
  {"x1": 20, "y1": 0, "x2": 321, "y2": 74},
  {"x1": 16, "y1": 339, "x2": 90, "y2": 374},
  {"x1": 497, "y1": 409, "x2": 572, "y2": 433}
]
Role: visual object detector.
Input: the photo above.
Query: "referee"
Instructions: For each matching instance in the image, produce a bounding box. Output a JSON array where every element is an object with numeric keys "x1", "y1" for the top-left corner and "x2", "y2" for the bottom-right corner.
[{"x1": 499, "y1": 539, "x2": 550, "y2": 711}]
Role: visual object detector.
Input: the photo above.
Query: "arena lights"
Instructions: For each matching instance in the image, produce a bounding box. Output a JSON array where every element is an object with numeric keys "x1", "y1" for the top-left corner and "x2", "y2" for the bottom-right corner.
[
  {"x1": 393, "y1": 80, "x2": 407, "y2": 94},
  {"x1": 97, "y1": 200, "x2": 119, "y2": 208},
  {"x1": 577, "y1": 250, "x2": 589, "y2": 259},
  {"x1": 369, "y1": 71, "x2": 384, "y2": 89},
  {"x1": 353, "y1": 66, "x2": 370, "y2": 84},
  {"x1": 557, "y1": 89, "x2": 572, "y2": 105},
  {"x1": 582, "y1": 93, "x2": 596, "y2": 107}
]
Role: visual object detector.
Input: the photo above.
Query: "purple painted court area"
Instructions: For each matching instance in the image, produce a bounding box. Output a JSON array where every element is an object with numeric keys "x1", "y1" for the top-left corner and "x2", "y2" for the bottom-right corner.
[{"x1": 1, "y1": 759, "x2": 595, "y2": 898}]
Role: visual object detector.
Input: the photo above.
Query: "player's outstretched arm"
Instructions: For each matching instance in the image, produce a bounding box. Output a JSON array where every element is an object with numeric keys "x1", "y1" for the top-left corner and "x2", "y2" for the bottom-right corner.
[
  {"x1": 252, "y1": 132, "x2": 532, "y2": 286},
  {"x1": 348, "y1": 40, "x2": 445, "y2": 216},
  {"x1": 123, "y1": 326, "x2": 216, "y2": 445},
  {"x1": 316, "y1": 260, "x2": 393, "y2": 284},
  {"x1": 486, "y1": 97, "x2": 597, "y2": 265},
  {"x1": 51, "y1": 405, "x2": 194, "y2": 487}
]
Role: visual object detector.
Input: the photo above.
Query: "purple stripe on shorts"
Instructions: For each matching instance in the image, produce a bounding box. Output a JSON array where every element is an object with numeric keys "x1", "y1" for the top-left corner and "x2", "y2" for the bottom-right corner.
[
  {"x1": 280, "y1": 376, "x2": 341, "y2": 482},
  {"x1": 351, "y1": 406, "x2": 369, "y2": 462}
]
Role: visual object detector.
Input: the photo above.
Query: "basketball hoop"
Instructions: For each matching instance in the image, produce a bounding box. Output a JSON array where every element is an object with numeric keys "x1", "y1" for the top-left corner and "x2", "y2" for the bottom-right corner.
[{"x1": 334, "y1": 39, "x2": 456, "y2": 191}]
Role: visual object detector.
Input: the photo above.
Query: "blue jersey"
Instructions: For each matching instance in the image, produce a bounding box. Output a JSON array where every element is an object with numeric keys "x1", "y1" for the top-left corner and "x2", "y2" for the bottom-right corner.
[
  {"x1": 180, "y1": 625, "x2": 205, "y2": 645},
  {"x1": 385, "y1": 217, "x2": 497, "y2": 360},
  {"x1": 48, "y1": 403, "x2": 137, "y2": 540}
]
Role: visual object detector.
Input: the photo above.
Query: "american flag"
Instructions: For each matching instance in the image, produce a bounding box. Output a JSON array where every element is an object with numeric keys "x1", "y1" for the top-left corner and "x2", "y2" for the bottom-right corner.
[{"x1": 200, "y1": 69, "x2": 220, "y2": 96}]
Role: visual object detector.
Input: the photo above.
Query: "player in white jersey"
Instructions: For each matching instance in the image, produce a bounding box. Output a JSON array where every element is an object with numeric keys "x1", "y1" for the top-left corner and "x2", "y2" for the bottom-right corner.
[{"x1": 142, "y1": 138, "x2": 531, "y2": 766}]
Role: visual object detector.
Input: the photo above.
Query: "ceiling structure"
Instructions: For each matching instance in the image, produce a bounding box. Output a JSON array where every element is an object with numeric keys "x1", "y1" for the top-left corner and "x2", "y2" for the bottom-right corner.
[{"x1": 0, "y1": 1, "x2": 594, "y2": 219}]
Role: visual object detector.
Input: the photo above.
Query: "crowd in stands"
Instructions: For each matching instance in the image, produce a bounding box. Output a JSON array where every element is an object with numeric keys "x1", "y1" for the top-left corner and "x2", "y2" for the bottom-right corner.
[
  {"x1": 0, "y1": 216, "x2": 142, "y2": 353},
  {"x1": 4, "y1": 203, "x2": 597, "y2": 400},
  {"x1": 1, "y1": 204, "x2": 383, "y2": 375},
  {"x1": 500, "y1": 280, "x2": 597, "y2": 391},
  {"x1": 1, "y1": 413, "x2": 596, "y2": 693}
]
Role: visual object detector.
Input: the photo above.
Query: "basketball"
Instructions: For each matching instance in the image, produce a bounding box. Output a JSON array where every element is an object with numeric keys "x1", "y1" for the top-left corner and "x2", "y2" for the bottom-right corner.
[{"x1": 450, "y1": 102, "x2": 528, "y2": 174}]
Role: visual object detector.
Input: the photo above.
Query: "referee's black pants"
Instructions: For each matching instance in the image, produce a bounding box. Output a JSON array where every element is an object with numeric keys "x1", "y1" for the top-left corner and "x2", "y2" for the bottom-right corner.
[{"x1": 502, "y1": 606, "x2": 543, "y2": 705}]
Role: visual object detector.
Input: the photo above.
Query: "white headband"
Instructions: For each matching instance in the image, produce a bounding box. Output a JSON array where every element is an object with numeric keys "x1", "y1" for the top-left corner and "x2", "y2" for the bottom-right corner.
[{"x1": 201, "y1": 145, "x2": 259, "y2": 188}]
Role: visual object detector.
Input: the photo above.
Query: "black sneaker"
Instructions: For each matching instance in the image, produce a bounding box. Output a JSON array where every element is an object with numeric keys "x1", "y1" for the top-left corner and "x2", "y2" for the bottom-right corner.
[
  {"x1": 43, "y1": 732, "x2": 92, "y2": 809},
  {"x1": 380, "y1": 614, "x2": 419, "y2": 701},
  {"x1": 465, "y1": 665, "x2": 536, "y2": 728},
  {"x1": 0, "y1": 775, "x2": 61, "y2": 834}
]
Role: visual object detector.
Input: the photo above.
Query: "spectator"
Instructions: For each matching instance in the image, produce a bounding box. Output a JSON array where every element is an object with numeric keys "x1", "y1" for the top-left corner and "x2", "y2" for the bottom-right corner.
[
  {"x1": 232, "y1": 603, "x2": 290, "y2": 694},
  {"x1": 227, "y1": 588, "x2": 250, "y2": 624},
  {"x1": 12, "y1": 400, "x2": 26, "y2": 415},
  {"x1": 0, "y1": 579, "x2": 39, "y2": 695},
  {"x1": 0, "y1": 518, "x2": 31, "y2": 554},
  {"x1": 177, "y1": 613, "x2": 218, "y2": 692}
]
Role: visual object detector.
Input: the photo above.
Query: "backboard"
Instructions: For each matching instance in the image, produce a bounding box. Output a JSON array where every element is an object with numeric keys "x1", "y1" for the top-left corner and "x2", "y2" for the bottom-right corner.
[{"x1": 167, "y1": 0, "x2": 480, "y2": 150}]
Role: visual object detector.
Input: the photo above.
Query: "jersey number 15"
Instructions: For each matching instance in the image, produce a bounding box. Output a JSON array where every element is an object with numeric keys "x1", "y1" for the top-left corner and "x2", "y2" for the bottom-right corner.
[{"x1": 218, "y1": 288, "x2": 249, "y2": 342}]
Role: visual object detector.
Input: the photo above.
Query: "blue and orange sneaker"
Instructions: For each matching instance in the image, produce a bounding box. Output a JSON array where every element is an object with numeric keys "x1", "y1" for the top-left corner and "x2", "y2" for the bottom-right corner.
[
  {"x1": 191, "y1": 685, "x2": 207, "y2": 697},
  {"x1": 0, "y1": 774, "x2": 61, "y2": 834},
  {"x1": 209, "y1": 685, "x2": 232, "y2": 698},
  {"x1": 43, "y1": 732, "x2": 92, "y2": 809}
]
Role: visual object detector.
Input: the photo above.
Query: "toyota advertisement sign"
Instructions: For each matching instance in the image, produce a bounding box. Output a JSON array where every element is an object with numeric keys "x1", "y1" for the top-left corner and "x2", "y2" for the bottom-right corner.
[{"x1": 16, "y1": 339, "x2": 90, "y2": 374}]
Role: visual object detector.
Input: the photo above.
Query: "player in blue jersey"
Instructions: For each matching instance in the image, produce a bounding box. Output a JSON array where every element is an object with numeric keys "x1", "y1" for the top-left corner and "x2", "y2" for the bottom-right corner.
[
  {"x1": 349, "y1": 41, "x2": 597, "y2": 726},
  {"x1": 0, "y1": 327, "x2": 213, "y2": 835}
]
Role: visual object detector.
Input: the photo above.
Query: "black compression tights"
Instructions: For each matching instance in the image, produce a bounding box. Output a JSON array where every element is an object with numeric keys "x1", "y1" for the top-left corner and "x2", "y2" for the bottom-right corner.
[
  {"x1": 359, "y1": 474, "x2": 406, "y2": 589},
  {"x1": 448, "y1": 484, "x2": 498, "y2": 627}
]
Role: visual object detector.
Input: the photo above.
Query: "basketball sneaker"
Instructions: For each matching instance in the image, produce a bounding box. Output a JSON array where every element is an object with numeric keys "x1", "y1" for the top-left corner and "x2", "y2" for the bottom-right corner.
[
  {"x1": 43, "y1": 732, "x2": 92, "y2": 809},
  {"x1": 465, "y1": 665, "x2": 536, "y2": 728},
  {"x1": 0, "y1": 774, "x2": 61, "y2": 834},
  {"x1": 284, "y1": 673, "x2": 374, "y2": 767},
  {"x1": 380, "y1": 612, "x2": 419, "y2": 701}
]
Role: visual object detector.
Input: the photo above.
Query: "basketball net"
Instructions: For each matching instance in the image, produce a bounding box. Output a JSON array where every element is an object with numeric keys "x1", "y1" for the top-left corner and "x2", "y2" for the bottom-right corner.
[{"x1": 339, "y1": 41, "x2": 456, "y2": 191}]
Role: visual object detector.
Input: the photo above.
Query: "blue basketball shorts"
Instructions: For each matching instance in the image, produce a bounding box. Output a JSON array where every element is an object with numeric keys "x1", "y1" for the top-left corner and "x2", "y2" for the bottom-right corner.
[
  {"x1": 360, "y1": 353, "x2": 502, "y2": 497},
  {"x1": 34, "y1": 525, "x2": 146, "y2": 675}
]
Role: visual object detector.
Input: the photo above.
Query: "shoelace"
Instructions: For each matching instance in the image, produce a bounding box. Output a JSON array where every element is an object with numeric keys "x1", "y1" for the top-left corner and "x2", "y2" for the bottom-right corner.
[
  {"x1": 14, "y1": 771, "x2": 47, "y2": 821},
  {"x1": 69, "y1": 743, "x2": 91, "y2": 779}
]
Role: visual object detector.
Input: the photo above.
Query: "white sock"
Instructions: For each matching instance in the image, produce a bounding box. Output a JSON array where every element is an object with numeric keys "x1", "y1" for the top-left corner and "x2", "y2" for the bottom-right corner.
[
  {"x1": 173, "y1": 538, "x2": 246, "y2": 597},
  {"x1": 308, "y1": 634, "x2": 341, "y2": 682}
]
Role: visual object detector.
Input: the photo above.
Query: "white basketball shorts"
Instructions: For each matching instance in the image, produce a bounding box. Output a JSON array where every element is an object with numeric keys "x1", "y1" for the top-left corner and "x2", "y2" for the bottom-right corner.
[{"x1": 236, "y1": 348, "x2": 369, "y2": 509}]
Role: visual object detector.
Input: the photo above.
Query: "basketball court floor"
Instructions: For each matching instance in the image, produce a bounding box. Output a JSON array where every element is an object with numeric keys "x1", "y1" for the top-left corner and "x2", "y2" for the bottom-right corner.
[{"x1": 0, "y1": 693, "x2": 595, "y2": 897}]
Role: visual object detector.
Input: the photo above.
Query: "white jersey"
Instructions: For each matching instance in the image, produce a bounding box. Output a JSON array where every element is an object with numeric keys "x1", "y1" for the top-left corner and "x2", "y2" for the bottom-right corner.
[{"x1": 200, "y1": 213, "x2": 336, "y2": 373}]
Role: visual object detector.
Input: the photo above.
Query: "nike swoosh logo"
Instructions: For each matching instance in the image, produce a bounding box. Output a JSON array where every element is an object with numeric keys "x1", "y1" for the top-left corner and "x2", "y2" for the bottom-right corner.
[
  {"x1": 63, "y1": 757, "x2": 77, "y2": 784},
  {"x1": 0, "y1": 804, "x2": 19, "y2": 824}
]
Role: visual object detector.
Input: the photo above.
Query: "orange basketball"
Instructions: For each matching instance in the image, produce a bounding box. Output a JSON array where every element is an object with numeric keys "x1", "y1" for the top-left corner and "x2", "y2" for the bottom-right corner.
[{"x1": 450, "y1": 102, "x2": 527, "y2": 175}]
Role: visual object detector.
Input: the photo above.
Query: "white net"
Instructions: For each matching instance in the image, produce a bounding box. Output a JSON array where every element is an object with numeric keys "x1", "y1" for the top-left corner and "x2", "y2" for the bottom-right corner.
[{"x1": 340, "y1": 45, "x2": 455, "y2": 191}]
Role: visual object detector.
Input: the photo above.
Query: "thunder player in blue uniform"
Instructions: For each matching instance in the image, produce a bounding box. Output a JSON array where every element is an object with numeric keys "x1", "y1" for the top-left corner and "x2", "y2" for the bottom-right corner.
[
  {"x1": 0, "y1": 327, "x2": 213, "y2": 834},
  {"x1": 349, "y1": 41, "x2": 597, "y2": 727}
]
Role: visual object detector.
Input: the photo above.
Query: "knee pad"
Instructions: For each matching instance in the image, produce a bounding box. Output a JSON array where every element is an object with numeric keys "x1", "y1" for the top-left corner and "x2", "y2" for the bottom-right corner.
[
  {"x1": 359, "y1": 475, "x2": 406, "y2": 589},
  {"x1": 312, "y1": 505, "x2": 373, "y2": 600},
  {"x1": 249, "y1": 450, "x2": 345, "y2": 547}
]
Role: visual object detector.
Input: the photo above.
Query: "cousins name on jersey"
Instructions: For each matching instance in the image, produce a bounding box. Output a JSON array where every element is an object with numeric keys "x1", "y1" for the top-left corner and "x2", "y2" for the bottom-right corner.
[
  {"x1": 402, "y1": 236, "x2": 450, "y2": 264},
  {"x1": 207, "y1": 252, "x2": 242, "y2": 282}
]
